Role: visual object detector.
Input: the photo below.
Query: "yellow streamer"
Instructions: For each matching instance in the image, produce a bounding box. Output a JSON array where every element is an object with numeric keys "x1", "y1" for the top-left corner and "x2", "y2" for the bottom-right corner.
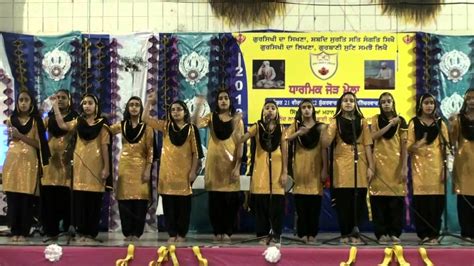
[
  {"x1": 378, "y1": 247, "x2": 394, "y2": 266},
  {"x1": 393, "y1": 245, "x2": 410, "y2": 266},
  {"x1": 115, "y1": 244, "x2": 135, "y2": 266},
  {"x1": 340, "y1": 246, "x2": 357, "y2": 266},
  {"x1": 419, "y1": 247, "x2": 434, "y2": 266},
  {"x1": 148, "y1": 246, "x2": 169, "y2": 266},
  {"x1": 192, "y1": 246, "x2": 209, "y2": 266},
  {"x1": 169, "y1": 245, "x2": 180, "y2": 266},
  {"x1": 366, "y1": 191, "x2": 372, "y2": 221}
]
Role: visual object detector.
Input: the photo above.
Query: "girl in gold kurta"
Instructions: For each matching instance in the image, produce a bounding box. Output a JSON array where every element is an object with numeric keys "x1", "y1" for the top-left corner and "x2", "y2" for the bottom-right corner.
[
  {"x1": 370, "y1": 92, "x2": 408, "y2": 244},
  {"x1": 449, "y1": 88, "x2": 474, "y2": 241},
  {"x1": 110, "y1": 96, "x2": 153, "y2": 241},
  {"x1": 3, "y1": 90, "x2": 50, "y2": 242},
  {"x1": 286, "y1": 99, "x2": 327, "y2": 243},
  {"x1": 237, "y1": 100, "x2": 288, "y2": 242},
  {"x1": 42, "y1": 89, "x2": 78, "y2": 238},
  {"x1": 143, "y1": 93, "x2": 202, "y2": 243},
  {"x1": 407, "y1": 93, "x2": 448, "y2": 245},
  {"x1": 194, "y1": 89, "x2": 243, "y2": 243},
  {"x1": 52, "y1": 93, "x2": 111, "y2": 242},
  {"x1": 322, "y1": 92, "x2": 374, "y2": 245}
]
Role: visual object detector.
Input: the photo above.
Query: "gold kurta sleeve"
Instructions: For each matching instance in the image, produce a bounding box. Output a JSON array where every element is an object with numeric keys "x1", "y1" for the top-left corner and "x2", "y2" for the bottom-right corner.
[
  {"x1": 452, "y1": 116, "x2": 474, "y2": 196},
  {"x1": 158, "y1": 123, "x2": 198, "y2": 196},
  {"x1": 73, "y1": 126, "x2": 110, "y2": 192},
  {"x1": 369, "y1": 115, "x2": 406, "y2": 196},
  {"x1": 146, "y1": 118, "x2": 166, "y2": 132},
  {"x1": 197, "y1": 113, "x2": 211, "y2": 128},
  {"x1": 287, "y1": 123, "x2": 324, "y2": 195},
  {"x1": 250, "y1": 125, "x2": 285, "y2": 195},
  {"x1": 332, "y1": 118, "x2": 372, "y2": 188},
  {"x1": 407, "y1": 120, "x2": 446, "y2": 195},
  {"x1": 3, "y1": 119, "x2": 40, "y2": 195},
  {"x1": 42, "y1": 120, "x2": 76, "y2": 187},
  {"x1": 204, "y1": 116, "x2": 242, "y2": 192},
  {"x1": 116, "y1": 126, "x2": 153, "y2": 200},
  {"x1": 109, "y1": 123, "x2": 121, "y2": 135}
]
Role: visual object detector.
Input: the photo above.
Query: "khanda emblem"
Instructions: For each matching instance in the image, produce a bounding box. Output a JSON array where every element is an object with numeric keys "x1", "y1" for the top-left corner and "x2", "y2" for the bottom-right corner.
[
  {"x1": 439, "y1": 50, "x2": 470, "y2": 83},
  {"x1": 178, "y1": 51, "x2": 209, "y2": 86},
  {"x1": 42, "y1": 48, "x2": 72, "y2": 81}
]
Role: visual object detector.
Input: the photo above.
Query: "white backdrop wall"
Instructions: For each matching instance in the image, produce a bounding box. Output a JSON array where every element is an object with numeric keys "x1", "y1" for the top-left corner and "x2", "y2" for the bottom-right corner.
[{"x1": 0, "y1": 0, "x2": 473, "y2": 34}]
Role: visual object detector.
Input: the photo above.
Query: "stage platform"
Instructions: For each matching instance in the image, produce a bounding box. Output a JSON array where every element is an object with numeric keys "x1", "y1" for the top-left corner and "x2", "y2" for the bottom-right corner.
[{"x1": 0, "y1": 232, "x2": 473, "y2": 265}]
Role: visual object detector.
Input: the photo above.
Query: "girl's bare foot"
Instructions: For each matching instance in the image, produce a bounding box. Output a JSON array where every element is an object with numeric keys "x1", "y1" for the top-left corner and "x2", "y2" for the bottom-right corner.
[
  {"x1": 167, "y1": 237, "x2": 176, "y2": 243},
  {"x1": 222, "y1": 234, "x2": 231, "y2": 243},
  {"x1": 176, "y1": 236, "x2": 186, "y2": 242}
]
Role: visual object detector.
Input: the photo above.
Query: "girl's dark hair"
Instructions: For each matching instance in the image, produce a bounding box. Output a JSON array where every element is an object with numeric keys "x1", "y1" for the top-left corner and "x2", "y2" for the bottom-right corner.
[
  {"x1": 334, "y1": 91, "x2": 364, "y2": 118},
  {"x1": 459, "y1": 88, "x2": 474, "y2": 115},
  {"x1": 80, "y1": 93, "x2": 101, "y2": 119},
  {"x1": 214, "y1": 89, "x2": 235, "y2": 115},
  {"x1": 295, "y1": 99, "x2": 316, "y2": 123},
  {"x1": 416, "y1": 93, "x2": 437, "y2": 117},
  {"x1": 378, "y1": 92, "x2": 397, "y2": 116},
  {"x1": 123, "y1": 96, "x2": 143, "y2": 121},
  {"x1": 168, "y1": 100, "x2": 191, "y2": 123}
]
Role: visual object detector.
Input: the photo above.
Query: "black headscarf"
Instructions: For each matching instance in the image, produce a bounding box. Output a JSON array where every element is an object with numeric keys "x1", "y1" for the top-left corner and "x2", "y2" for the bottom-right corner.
[
  {"x1": 459, "y1": 88, "x2": 474, "y2": 141},
  {"x1": 167, "y1": 100, "x2": 204, "y2": 159},
  {"x1": 11, "y1": 89, "x2": 51, "y2": 166},
  {"x1": 294, "y1": 99, "x2": 322, "y2": 149},
  {"x1": 47, "y1": 89, "x2": 79, "y2": 138},
  {"x1": 212, "y1": 89, "x2": 235, "y2": 140},
  {"x1": 121, "y1": 96, "x2": 146, "y2": 144},
  {"x1": 377, "y1": 92, "x2": 408, "y2": 139},
  {"x1": 334, "y1": 92, "x2": 364, "y2": 145},
  {"x1": 412, "y1": 93, "x2": 440, "y2": 145},
  {"x1": 77, "y1": 93, "x2": 107, "y2": 141},
  {"x1": 258, "y1": 100, "x2": 282, "y2": 153}
]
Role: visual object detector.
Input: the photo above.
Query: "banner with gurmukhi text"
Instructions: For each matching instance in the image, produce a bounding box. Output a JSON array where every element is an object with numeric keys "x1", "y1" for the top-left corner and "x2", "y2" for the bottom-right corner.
[{"x1": 236, "y1": 32, "x2": 417, "y2": 124}]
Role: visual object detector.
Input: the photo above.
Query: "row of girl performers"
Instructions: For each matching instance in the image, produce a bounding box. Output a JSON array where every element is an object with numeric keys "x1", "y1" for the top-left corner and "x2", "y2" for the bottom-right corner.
[{"x1": 2, "y1": 88, "x2": 474, "y2": 245}]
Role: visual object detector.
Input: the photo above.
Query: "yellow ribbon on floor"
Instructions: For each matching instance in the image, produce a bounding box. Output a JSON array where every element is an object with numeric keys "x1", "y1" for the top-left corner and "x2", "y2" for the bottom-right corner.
[
  {"x1": 192, "y1": 246, "x2": 209, "y2": 266},
  {"x1": 169, "y1": 245, "x2": 180, "y2": 266},
  {"x1": 148, "y1": 246, "x2": 169, "y2": 266},
  {"x1": 366, "y1": 191, "x2": 373, "y2": 221},
  {"x1": 340, "y1": 246, "x2": 357, "y2": 266},
  {"x1": 377, "y1": 247, "x2": 394, "y2": 266},
  {"x1": 393, "y1": 245, "x2": 410, "y2": 266},
  {"x1": 115, "y1": 244, "x2": 135, "y2": 266},
  {"x1": 419, "y1": 247, "x2": 434, "y2": 266}
]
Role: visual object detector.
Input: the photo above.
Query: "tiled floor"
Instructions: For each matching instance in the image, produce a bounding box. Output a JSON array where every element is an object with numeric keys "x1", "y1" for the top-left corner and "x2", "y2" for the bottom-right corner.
[{"x1": 0, "y1": 229, "x2": 472, "y2": 248}]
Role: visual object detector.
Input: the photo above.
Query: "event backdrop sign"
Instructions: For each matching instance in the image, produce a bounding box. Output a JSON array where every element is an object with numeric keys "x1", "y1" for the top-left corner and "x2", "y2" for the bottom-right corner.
[{"x1": 235, "y1": 32, "x2": 417, "y2": 124}]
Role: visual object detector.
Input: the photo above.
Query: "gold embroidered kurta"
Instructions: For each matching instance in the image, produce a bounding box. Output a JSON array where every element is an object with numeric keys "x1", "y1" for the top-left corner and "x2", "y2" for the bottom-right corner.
[
  {"x1": 198, "y1": 113, "x2": 242, "y2": 192},
  {"x1": 3, "y1": 119, "x2": 40, "y2": 195},
  {"x1": 71, "y1": 120, "x2": 111, "y2": 192},
  {"x1": 110, "y1": 123, "x2": 154, "y2": 200},
  {"x1": 326, "y1": 118, "x2": 372, "y2": 188},
  {"x1": 286, "y1": 123, "x2": 323, "y2": 195},
  {"x1": 369, "y1": 115, "x2": 407, "y2": 196},
  {"x1": 407, "y1": 120, "x2": 447, "y2": 195},
  {"x1": 248, "y1": 124, "x2": 285, "y2": 195},
  {"x1": 147, "y1": 119, "x2": 198, "y2": 196},
  {"x1": 451, "y1": 116, "x2": 474, "y2": 196},
  {"x1": 41, "y1": 119, "x2": 75, "y2": 187}
]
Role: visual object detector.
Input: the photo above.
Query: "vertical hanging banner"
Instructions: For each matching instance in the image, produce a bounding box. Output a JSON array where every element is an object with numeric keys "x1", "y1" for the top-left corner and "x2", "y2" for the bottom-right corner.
[
  {"x1": 236, "y1": 32, "x2": 417, "y2": 124},
  {"x1": 35, "y1": 32, "x2": 81, "y2": 102},
  {"x1": 0, "y1": 33, "x2": 15, "y2": 173},
  {"x1": 112, "y1": 33, "x2": 152, "y2": 117},
  {"x1": 177, "y1": 34, "x2": 213, "y2": 114},
  {"x1": 430, "y1": 34, "x2": 474, "y2": 232},
  {"x1": 434, "y1": 35, "x2": 473, "y2": 119}
]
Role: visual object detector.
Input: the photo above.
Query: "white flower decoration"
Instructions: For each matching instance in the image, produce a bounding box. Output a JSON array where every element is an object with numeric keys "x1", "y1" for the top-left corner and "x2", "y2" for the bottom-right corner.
[
  {"x1": 263, "y1": 246, "x2": 281, "y2": 263},
  {"x1": 440, "y1": 92, "x2": 464, "y2": 119},
  {"x1": 44, "y1": 244, "x2": 63, "y2": 262}
]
